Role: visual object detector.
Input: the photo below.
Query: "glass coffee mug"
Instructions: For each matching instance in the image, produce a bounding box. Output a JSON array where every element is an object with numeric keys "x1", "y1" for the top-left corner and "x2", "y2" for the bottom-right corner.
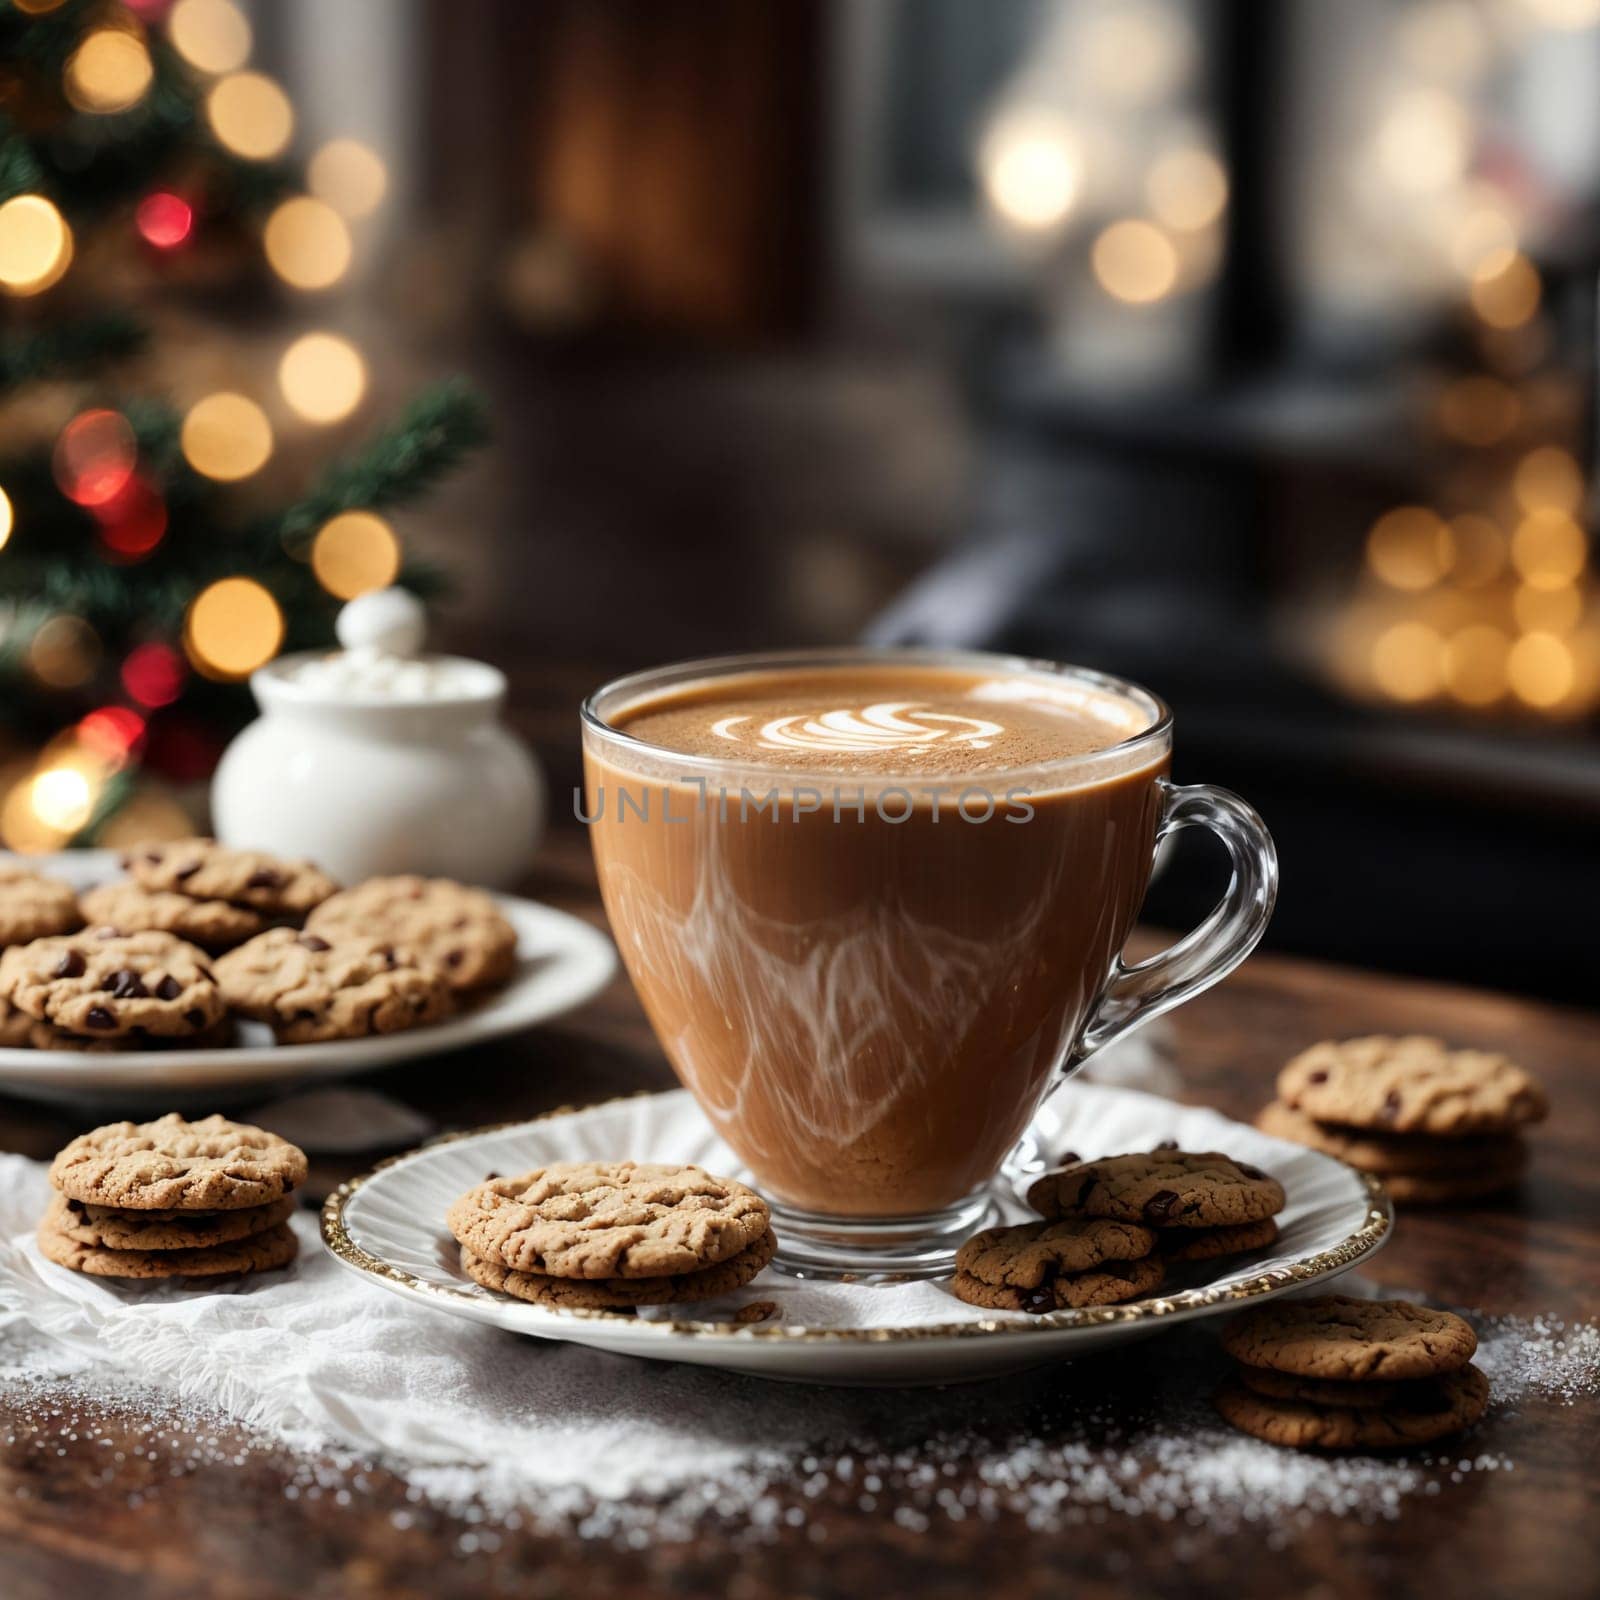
[{"x1": 581, "y1": 648, "x2": 1277, "y2": 1278}]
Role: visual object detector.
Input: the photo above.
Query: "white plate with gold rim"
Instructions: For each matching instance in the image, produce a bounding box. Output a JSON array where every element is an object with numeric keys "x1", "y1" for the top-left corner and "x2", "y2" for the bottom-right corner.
[
  {"x1": 0, "y1": 851, "x2": 616, "y2": 1110},
  {"x1": 322, "y1": 1083, "x2": 1392, "y2": 1386}
]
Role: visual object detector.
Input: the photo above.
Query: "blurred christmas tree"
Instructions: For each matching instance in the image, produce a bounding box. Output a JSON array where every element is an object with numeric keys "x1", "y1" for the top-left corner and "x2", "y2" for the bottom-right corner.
[{"x1": 0, "y1": 0, "x2": 487, "y2": 851}]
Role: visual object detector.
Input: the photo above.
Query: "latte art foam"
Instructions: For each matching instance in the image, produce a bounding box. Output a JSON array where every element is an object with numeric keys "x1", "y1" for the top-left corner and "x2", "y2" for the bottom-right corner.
[{"x1": 711, "y1": 701, "x2": 1003, "y2": 756}]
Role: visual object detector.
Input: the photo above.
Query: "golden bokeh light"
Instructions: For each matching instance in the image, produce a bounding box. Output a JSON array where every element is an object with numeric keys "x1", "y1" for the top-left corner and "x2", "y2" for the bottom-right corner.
[
  {"x1": 29, "y1": 766, "x2": 93, "y2": 833},
  {"x1": 1469, "y1": 249, "x2": 1540, "y2": 329},
  {"x1": 979, "y1": 114, "x2": 1081, "y2": 232},
  {"x1": 263, "y1": 197, "x2": 352, "y2": 291},
  {"x1": 207, "y1": 71, "x2": 293, "y2": 161},
  {"x1": 1080, "y1": 3, "x2": 1193, "y2": 104},
  {"x1": 1447, "y1": 514, "x2": 1506, "y2": 587},
  {"x1": 1436, "y1": 376, "x2": 1520, "y2": 446},
  {"x1": 1511, "y1": 508, "x2": 1587, "y2": 588},
  {"x1": 1372, "y1": 622, "x2": 1444, "y2": 701},
  {"x1": 1146, "y1": 148, "x2": 1228, "y2": 231},
  {"x1": 1512, "y1": 445, "x2": 1584, "y2": 514},
  {"x1": 181, "y1": 392, "x2": 273, "y2": 482},
  {"x1": 1365, "y1": 506, "x2": 1454, "y2": 590},
  {"x1": 1508, "y1": 631, "x2": 1577, "y2": 708},
  {"x1": 13, "y1": 0, "x2": 67, "y2": 12},
  {"x1": 1513, "y1": 580, "x2": 1583, "y2": 633},
  {"x1": 65, "y1": 27, "x2": 154, "y2": 114},
  {"x1": 1450, "y1": 205, "x2": 1517, "y2": 277},
  {"x1": 278, "y1": 332, "x2": 366, "y2": 424},
  {"x1": 168, "y1": 0, "x2": 252, "y2": 74},
  {"x1": 0, "y1": 486, "x2": 12, "y2": 551},
  {"x1": 1092, "y1": 220, "x2": 1179, "y2": 305},
  {"x1": 1374, "y1": 90, "x2": 1472, "y2": 192},
  {"x1": 308, "y1": 139, "x2": 389, "y2": 219},
  {"x1": 185, "y1": 578, "x2": 284, "y2": 679},
  {"x1": 1443, "y1": 624, "x2": 1510, "y2": 706},
  {"x1": 0, "y1": 195, "x2": 73, "y2": 297},
  {"x1": 311, "y1": 511, "x2": 401, "y2": 599},
  {"x1": 27, "y1": 614, "x2": 100, "y2": 689}
]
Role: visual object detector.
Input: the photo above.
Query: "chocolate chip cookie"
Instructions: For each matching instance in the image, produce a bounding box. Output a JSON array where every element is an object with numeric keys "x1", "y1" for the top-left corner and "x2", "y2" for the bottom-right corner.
[
  {"x1": 459, "y1": 1227, "x2": 776, "y2": 1310},
  {"x1": 37, "y1": 1212, "x2": 299, "y2": 1279},
  {"x1": 955, "y1": 1217, "x2": 1156, "y2": 1288},
  {"x1": 45, "y1": 1191, "x2": 296, "y2": 1251},
  {"x1": 1254, "y1": 1099, "x2": 1525, "y2": 1175},
  {"x1": 1159, "y1": 1216, "x2": 1280, "y2": 1263},
  {"x1": 1220, "y1": 1294, "x2": 1477, "y2": 1381},
  {"x1": 79, "y1": 882, "x2": 265, "y2": 952},
  {"x1": 1236, "y1": 1366, "x2": 1422, "y2": 1409},
  {"x1": 215, "y1": 927, "x2": 451, "y2": 1042},
  {"x1": 1277, "y1": 1036, "x2": 1547, "y2": 1136},
  {"x1": 123, "y1": 838, "x2": 337, "y2": 916},
  {"x1": 448, "y1": 1162, "x2": 772, "y2": 1279},
  {"x1": 307, "y1": 875, "x2": 517, "y2": 990},
  {"x1": 953, "y1": 1252, "x2": 1166, "y2": 1313},
  {"x1": 0, "y1": 865, "x2": 81, "y2": 948},
  {"x1": 0, "y1": 929, "x2": 224, "y2": 1038},
  {"x1": 1028, "y1": 1151, "x2": 1286, "y2": 1229},
  {"x1": 1214, "y1": 1365, "x2": 1489, "y2": 1450},
  {"x1": 50, "y1": 1113, "x2": 308, "y2": 1211}
]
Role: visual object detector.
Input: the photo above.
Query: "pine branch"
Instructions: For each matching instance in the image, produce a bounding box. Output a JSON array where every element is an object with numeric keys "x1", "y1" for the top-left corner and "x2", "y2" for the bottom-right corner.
[
  {"x1": 0, "y1": 314, "x2": 147, "y2": 389},
  {"x1": 275, "y1": 380, "x2": 491, "y2": 549}
]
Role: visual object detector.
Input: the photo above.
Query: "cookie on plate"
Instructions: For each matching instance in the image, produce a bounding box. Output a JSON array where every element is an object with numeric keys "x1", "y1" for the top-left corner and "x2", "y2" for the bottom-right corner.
[
  {"x1": 0, "y1": 865, "x2": 81, "y2": 948},
  {"x1": 45, "y1": 1191, "x2": 296, "y2": 1251},
  {"x1": 0, "y1": 929, "x2": 224, "y2": 1039},
  {"x1": 458, "y1": 1228, "x2": 776, "y2": 1310},
  {"x1": 1214, "y1": 1365, "x2": 1489, "y2": 1451},
  {"x1": 953, "y1": 1251, "x2": 1165, "y2": 1313},
  {"x1": 1276, "y1": 1035, "x2": 1547, "y2": 1136},
  {"x1": 215, "y1": 927, "x2": 451, "y2": 1043},
  {"x1": 1158, "y1": 1216, "x2": 1280, "y2": 1263},
  {"x1": 955, "y1": 1217, "x2": 1156, "y2": 1288},
  {"x1": 122, "y1": 838, "x2": 337, "y2": 917},
  {"x1": 1220, "y1": 1293, "x2": 1477, "y2": 1382},
  {"x1": 1028, "y1": 1150, "x2": 1286, "y2": 1230},
  {"x1": 79, "y1": 882, "x2": 265, "y2": 953},
  {"x1": 50, "y1": 1113, "x2": 308, "y2": 1211},
  {"x1": 447, "y1": 1162, "x2": 772, "y2": 1278},
  {"x1": 307, "y1": 875, "x2": 517, "y2": 990},
  {"x1": 37, "y1": 1210, "x2": 299, "y2": 1279}
]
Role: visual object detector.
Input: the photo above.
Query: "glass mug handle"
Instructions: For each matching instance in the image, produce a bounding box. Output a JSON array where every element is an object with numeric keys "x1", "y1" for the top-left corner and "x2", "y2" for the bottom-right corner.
[{"x1": 1066, "y1": 778, "x2": 1278, "y2": 1071}]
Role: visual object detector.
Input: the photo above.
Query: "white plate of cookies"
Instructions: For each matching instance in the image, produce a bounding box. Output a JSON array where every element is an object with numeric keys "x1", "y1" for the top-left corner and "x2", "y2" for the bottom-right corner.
[
  {"x1": 322, "y1": 1083, "x2": 1393, "y2": 1385},
  {"x1": 0, "y1": 846, "x2": 615, "y2": 1109}
]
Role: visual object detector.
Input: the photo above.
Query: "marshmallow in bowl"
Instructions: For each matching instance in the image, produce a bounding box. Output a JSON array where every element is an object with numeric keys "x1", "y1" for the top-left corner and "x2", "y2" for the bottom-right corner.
[{"x1": 284, "y1": 647, "x2": 486, "y2": 700}]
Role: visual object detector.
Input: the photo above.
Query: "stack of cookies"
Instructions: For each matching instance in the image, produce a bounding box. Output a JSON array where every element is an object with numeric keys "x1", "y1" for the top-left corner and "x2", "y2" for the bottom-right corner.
[
  {"x1": 1215, "y1": 1294, "x2": 1490, "y2": 1451},
  {"x1": 1257, "y1": 1035, "x2": 1547, "y2": 1205},
  {"x1": 37, "y1": 1113, "x2": 306, "y2": 1281},
  {"x1": 953, "y1": 1148, "x2": 1287, "y2": 1313},
  {"x1": 447, "y1": 1161, "x2": 777, "y2": 1310}
]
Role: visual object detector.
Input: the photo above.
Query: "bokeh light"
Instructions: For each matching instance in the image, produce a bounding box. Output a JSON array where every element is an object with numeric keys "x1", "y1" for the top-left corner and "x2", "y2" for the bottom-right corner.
[
  {"x1": 53, "y1": 409, "x2": 137, "y2": 507},
  {"x1": 311, "y1": 511, "x2": 401, "y2": 599},
  {"x1": 1372, "y1": 621, "x2": 1444, "y2": 701},
  {"x1": 278, "y1": 332, "x2": 367, "y2": 423},
  {"x1": 27, "y1": 615, "x2": 101, "y2": 689},
  {"x1": 0, "y1": 195, "x2": 73, "y2": 297},
  {"x1": 1146, "y1": 148, "x2": 1228, "y2": 231},
  {"x1": 185, "y1": 578, "x2": 284, "y2": 678},
  {"x1": 979, "y1": 113, "x2": 1080, "y2": 233},
  {"x1": 1513, "y1": 580, "x2": 1582, "y2": 633},
  {"x1": 181, "y1": 392, "x2": 273, "y2": 481},
  {"x1": 0, "y1": 487, "x2": 13, "y2": 551},
  {"x1": 1443, "y1": 624, "x2": 1510, "y2": 706},
  {"x1": 95, "y1": 476, "x2": 168, "y2": 561},
  {"x1": 263, "y1": 197, "x2": 351, "y2": 291},
  {"x1": 78, "y1": 706, "x2": 145, "y2": 764},
  {"x1": 1511, "y1": 508, "x2": 1587, "y2": 588},
  {"x1": 136, "y1": 192, "x2": 194, "y2": 250},
  {"x1": 1450, "y1": 204, "x2": 1517, "y2": 278},
  {"x1": 65, "y1": 28, "x2": 154, "y2": 114},
  {"x1": 1512, "y1": 445, "x2": 1584, "y2": 514},
  {"x1": 1092, "y1": 220, "x2": 1179, "y2": 305},
  {"x1": 207, "y1": 72, "x2": 293, "y2": 161},
  {"x1": 1508, "y1": 631, "x2": 1577, "y2": 708},
  {"x1": 1365, "y1": 507, "x2": 1454, "y2": 590},
  {"x1": 13, "y1": 0, "x2": 67, "y2": 12},
  {"x1": 1374, "y1": 90, "x2": 1471, "y2": 193},
  {"x1": 168, "y1": 0, "x2": 252, "y2": 73},
  {"x1": 308, "y1": 138, "x2": 389, "y2": 219},
  {"x1": 1436, "y1": 377, "x2": 1520, "y2": 446},
  {"x1": 122, "y1": 641, "x2": 186, "y2": 707},
  {"x1": 1447, "y1": 514, "x2": 1507, "y2": 587},
  {"x1": 29, "y1": 766, "x2": 94, "y2": 832},
  {"x1": 1516, "y1": 0, "x2": 1600, "y2": 28},
  {"x1": 1080, "y1": 2, "x2": 1193, "y2": 104},
  {"x1": 1469, "y1": 250, "x2": 1541, "y2": 329}
]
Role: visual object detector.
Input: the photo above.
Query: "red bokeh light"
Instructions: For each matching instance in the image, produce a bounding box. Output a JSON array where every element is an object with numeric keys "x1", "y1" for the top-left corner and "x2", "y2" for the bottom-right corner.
[
  {"x1": 121, "y1": 642, "x2": 186, "y2": 708},
  {"x1": 135, "y1": 192, "x2": 194, "y2": 251},
  {"x1": 78, "y1": 706, "x2": 147, "y2": 763},
  {"x1": 54, "y1": 409, "x2": 137, "y2": 508},
  {"x1": 94, "y1": 475, "x2": 168, "y2": 561}
]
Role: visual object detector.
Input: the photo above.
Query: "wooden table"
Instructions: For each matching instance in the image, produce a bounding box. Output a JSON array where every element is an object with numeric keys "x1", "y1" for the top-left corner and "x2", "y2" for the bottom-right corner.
[{"x1": 0, "y1": 826, "x2": 1595, "y2": 1600}]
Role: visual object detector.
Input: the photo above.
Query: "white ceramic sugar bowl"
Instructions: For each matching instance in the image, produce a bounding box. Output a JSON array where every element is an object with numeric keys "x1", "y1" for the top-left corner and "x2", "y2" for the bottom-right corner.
[{"x1": 211, "y1": 590, "x2": 544, "y2": 887}]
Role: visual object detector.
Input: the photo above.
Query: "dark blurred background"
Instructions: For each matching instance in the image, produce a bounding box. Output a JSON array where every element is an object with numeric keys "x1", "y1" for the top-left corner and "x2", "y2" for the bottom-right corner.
[{"x1": 3, "y1": 0, "x2": 1598, "y2": 1003}]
